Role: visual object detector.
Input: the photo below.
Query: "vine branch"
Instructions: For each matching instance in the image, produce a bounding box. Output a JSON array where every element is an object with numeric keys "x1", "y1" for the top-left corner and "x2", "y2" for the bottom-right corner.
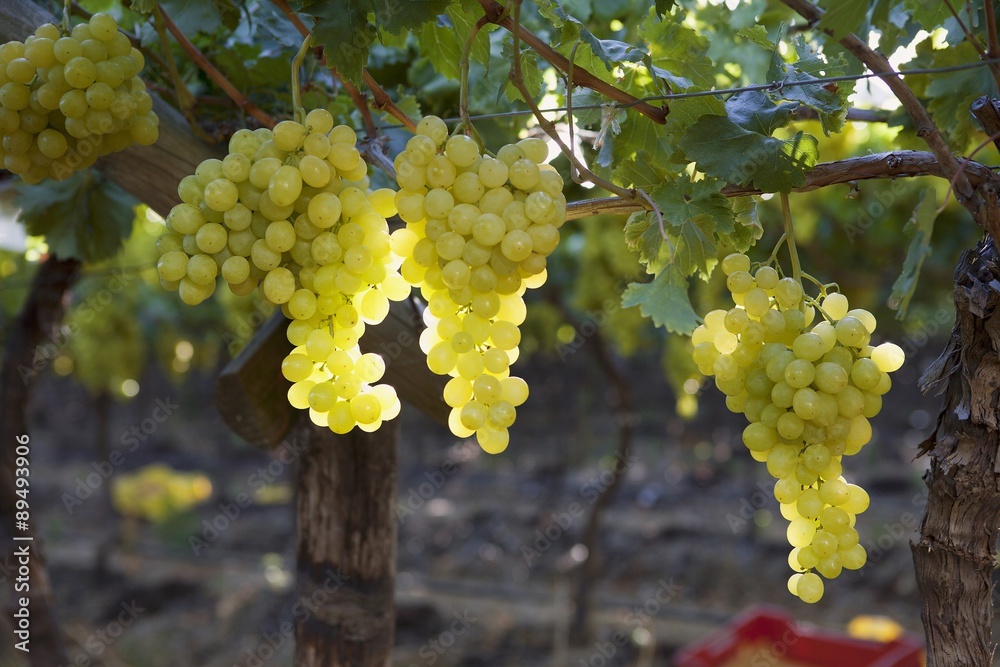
[
  {"x1": 475, "y1": 0, "x2": 668, "y2": 125},
  {"x1": 942, "y1": 0, "x2": 992, "y2": 64},
  {"x1": 273, "y1": 0, "x2": 416, "y2": 132},
  {"x1": 987, "y1": 1, "x2": 1000, "y2": 77},
  {"x1": 564, "y1": 151, "x2": 995, "y2": 220},
  {"x1": 362, "y1": 70, "x2": 417, "y2": 132},
  {"x1": 778, "y1": 0, "x2": 971, "y2": 202},
  {"x1": 157, "y1": 5, "x2": 276, "y2": 128},
  {"x1": 507, "y1": 0, "x2": 650, "y2": 215},
  {"x1": 271, "y1": 0, "x2": 378, "y2": 138}
]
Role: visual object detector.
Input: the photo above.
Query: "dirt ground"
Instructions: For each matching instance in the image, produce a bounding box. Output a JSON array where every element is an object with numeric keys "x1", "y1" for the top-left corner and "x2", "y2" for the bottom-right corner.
[{"x1": 3, "y1": 333, "x2": 976, "y2": 667}]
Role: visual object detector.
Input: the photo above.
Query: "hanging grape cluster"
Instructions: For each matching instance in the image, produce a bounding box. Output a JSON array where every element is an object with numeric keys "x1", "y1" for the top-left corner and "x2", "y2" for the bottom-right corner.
[
  {"x1": 156, "y1": 109, "x2": 409, "y2": 434},
  {"x1": 390, "y1": 116, "x2": 566, "y2": 454},
  {"x1": 0, "y1": 13, "x2": 158, "y2": 183},
  {"x1": 692, "y1": 252, "x2": 904, "y2": 602}
]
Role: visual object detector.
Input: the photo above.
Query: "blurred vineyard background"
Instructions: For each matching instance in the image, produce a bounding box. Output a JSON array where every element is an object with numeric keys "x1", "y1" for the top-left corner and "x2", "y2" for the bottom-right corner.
[{"x1": 1, "y1": 0, "x2": 998, "y2": 664}]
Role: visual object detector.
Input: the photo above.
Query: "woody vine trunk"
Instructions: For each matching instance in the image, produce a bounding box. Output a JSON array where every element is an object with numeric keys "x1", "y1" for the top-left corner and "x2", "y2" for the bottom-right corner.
[
  {"x1": 294, "y1": 418, "x2": 398, "y2": 667},
  {"x1": 911, "y1": 239, "x2": 1000, "y2": 667}
]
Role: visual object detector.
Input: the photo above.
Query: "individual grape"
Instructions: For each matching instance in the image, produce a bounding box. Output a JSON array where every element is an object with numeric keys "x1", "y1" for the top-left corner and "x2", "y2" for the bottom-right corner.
[
  {"x1": 269, "y1": 164, "x2": 303, "y2": 207},
  {"x1": 445, "y1": 134, "x2": 479, "y2": 167},
  {"x1": 288, "y1": 289, "x2": 317, "y2": 320},
  {"x1": 272, "y1": 120, "x2": 306, "y2": 152},
  {"x1": 262, "y1": 267, "x2": 295, "y2": 304},
  {"x1": 721, "y1": 253, "x2": 751, "y2": 276},
  {"x1": 871, "y1": 342, "x2": 905, "y2": 372},
  {"x1": 157, "y1": 250, "x2": 189, "y2": 282}
]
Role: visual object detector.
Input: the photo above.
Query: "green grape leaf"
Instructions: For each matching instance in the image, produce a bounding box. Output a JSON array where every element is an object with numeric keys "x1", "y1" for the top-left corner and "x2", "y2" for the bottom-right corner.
[
  {"x1": 641, "y1": 8, "x2": 715, "y2": 91},
  {"x1": 904, "y1": 0, "x2": 951, "y2": 31},
  {"x1": 377, "y1": 0, "x2": 454, "y2": 34},
  {"x1": 922, "y1": 42, "x2": 998, "y2": 147},
  {"x1": 128, "y1": 0, "x2": 157, "y2": 13},
  {"x1": 622, "y1": 178, "x2": 732, "y2": 278},
  {"x1": 501, "y1": 46, "x2": 545, "y2": 103},
  {"x1": 612, "y1": 152, "x2": 669, "y2": 191},
  {"x1": 737, "y1": 25, "x2": 774, "y2": 51},
  {"x1": 448, "y1": 6, "x2": 493, "y2": 69},
  {"x1": 672, "y1": 214, "x2": 717, "y2": 279},
  {"x1": 726, "y1": 90, "x2": 797, "y2": 136},
  {"x1": 768, "y1": 37, "x2": 855, "y2": 135},
  {"x1": 622, "y1": 264, "x2": 699, "y2": 334},
  {"x1": 724, "y1": 196, "x2": 763, "y2": 251},
  {"x1": 890, "y1": 188, "x2": 938, "y2": 319},
  {"x1": 159, "y1": 0, "x2": 239, "y2": 34},
  {"x1": 15, "y1": 172, "x2": 136, "y2": 263},
  {"x1": 418, "y1": 17, "x2": 465, "y2": 80},
  {"x1": 663, "y1": 94, "x2": 726, "y2": 139},
  {"x1": 296, "y1": 0, "x2": 453, "y2": 83},
  {"x1": 678, "y1": 116, "x2": 819, "y2": 193},
  {"x1": 623, "y1": 211, "x2": 666, "y2": 271},
  {"x1": 540, "y1": 0, "x2": 645, "y2": 71},
  {"x1": 655, "y1": 0, "x2": 674, "y2": 17},
  {"x1": 817, "y1": 0, "x2": 869, "y2": 40},
  {"x1": 212, "y1": 44, "x2": 288, "y2": 93},
  {"x1": 299, "y1": 0, "x2": 374, "y2": 84}
]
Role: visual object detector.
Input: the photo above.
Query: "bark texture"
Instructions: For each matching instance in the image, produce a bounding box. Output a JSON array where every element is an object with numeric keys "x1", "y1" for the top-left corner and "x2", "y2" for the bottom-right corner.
[
  {"x1": 913, "y1": 239, "x2": 1000, "y2": 667},
  {"x1": 295, "y1": 419, "x2": 398, "y2": 667}
]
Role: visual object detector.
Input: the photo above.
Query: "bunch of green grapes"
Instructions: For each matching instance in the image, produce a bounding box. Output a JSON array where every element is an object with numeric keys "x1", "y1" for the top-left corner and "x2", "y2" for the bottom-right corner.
[
  {"x1": 0, "y1": 13, "x2": 159, "y2": 183},
  {"x1": 156, "y1": 110, "x2": 409, "y2": 434},
  {"x1": 389, "y1": 115, "x2": 566, "y2": 454},
  {"x1": 692, "y1": 252, "x2": 905, "y2": 603}
]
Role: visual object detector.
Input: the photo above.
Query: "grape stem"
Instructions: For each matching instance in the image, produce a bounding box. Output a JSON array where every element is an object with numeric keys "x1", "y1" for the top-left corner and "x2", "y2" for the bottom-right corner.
[
  {"x1": 780, "y1": 193, "x2": 803, "y2": 297},
  {"x1": 291, "y1": 35, "x2": 312, "y2": 124},
  {"x1": 805, "y1": 297, "x2": 835, "y2": 325},
  {"x1": 799, "y1": 271, "x2": 826, "y2": 294},
  {"x1": 270, "y1": 0, "x2": 377, "y2": 138},
  {"x1": 459, "y1": 15, "x2": 490, "y2": 150},
  {"x1": 62, "y1": 0, "x2": 71, "y2": 32},
  {"x1": 766, "y1": 233, "x2": 788, "y2": 266}
]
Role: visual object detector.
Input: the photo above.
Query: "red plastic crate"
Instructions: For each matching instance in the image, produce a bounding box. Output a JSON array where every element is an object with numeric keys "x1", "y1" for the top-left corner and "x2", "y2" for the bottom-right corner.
[{"x1": 673, "y1": 606, "x2": 923, "y2": 667}]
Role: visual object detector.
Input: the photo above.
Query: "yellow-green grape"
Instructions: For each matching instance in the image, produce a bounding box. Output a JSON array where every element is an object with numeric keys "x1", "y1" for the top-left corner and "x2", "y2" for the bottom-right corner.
[
  {"x1": 155, "y1": 109, "x2": 409, "y2": 463},
  {"x1": 282, "y1": 353, "x2": 313, "y2": 382},
  {"x1": 871, "y1": 342, "x2": 904, "y2": 372},
  {"x1": 796, "y1": 572, "x2": 824, "y2": 603},
  {"x1": 691, "y1": 249, "x2": 905, "y2": 602},
  {"x1": 1, "y1": 14, "x2": 159, "y2": 182},
  {"x1": 393, "y1": 116, "x2": 567, "y2": 453}
]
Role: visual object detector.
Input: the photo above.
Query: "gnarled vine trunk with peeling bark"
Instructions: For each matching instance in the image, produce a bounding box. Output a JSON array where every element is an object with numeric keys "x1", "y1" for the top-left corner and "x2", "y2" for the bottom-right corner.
[{"x1": 912, "y1": 239, "x2": 1000, "y2": 667}]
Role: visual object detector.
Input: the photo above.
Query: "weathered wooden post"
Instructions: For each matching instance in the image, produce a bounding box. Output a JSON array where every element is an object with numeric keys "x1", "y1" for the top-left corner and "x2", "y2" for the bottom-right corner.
[{"x1": 215, "y1": 308, "x2": 447, "y2": 665}]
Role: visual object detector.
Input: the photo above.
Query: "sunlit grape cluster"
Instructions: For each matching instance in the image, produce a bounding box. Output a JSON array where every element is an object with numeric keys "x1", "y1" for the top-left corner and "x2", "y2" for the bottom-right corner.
[
  {"x1": 391, "y1": 115, "x2": 567, "y2": 453},
  {"x1": 692, "y1": 252, "x2": 905, "y2": 603},
  {"x1": 0, "y1": 13, "x2": 158, "y2": 183},
  {"x1": 156, "y1": 110, "x2": 409, "y2": 434}
]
